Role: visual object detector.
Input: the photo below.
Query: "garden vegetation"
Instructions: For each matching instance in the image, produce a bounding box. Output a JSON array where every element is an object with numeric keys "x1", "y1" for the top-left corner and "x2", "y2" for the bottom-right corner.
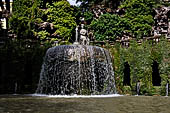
[{"x1": 0, "y1": 0, "x2": 169, "y2": 95}]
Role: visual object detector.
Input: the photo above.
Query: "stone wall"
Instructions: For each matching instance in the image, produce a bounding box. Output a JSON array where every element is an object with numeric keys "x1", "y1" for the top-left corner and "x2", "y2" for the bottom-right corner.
[{"x1": 153, "y1": 6, "x2": 170, "y2": 39}]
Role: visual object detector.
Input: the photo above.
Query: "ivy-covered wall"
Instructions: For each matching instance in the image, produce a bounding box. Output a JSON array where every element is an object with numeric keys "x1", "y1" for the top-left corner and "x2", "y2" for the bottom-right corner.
[
  {"x1": 0, "y1": 38, "x2": 169, "y2": 95},
  {"x1": 107, "y1": 37, "x2": 170, "y2": 96}
]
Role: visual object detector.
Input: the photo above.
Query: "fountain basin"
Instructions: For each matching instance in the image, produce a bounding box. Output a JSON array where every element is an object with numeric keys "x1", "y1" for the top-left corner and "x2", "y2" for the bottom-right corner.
[{"x1": 36, "y1": 45, "x2": 116, "y2": 95}]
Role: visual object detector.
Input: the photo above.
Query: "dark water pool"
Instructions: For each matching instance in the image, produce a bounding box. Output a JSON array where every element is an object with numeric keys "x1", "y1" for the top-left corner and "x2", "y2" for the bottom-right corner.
[{"x1": 0, "y1": 95, "x2": 170, "y2": 113}]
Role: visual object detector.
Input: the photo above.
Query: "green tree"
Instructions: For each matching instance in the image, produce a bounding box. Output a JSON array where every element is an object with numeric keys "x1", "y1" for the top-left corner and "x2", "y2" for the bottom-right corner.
[
  {"x1": 9, "y1": 0, "x2": 76, "y2": 44},
  {"x1": 120, "y1": 0, "x2": 156, "y2": 38},
  {"x1": 45, "y1": 0, "x2": 76, "y2": 42},
  {"x1": 90, "y1": 13, "x2": 124, "y2": 41},
  {"x1": 77, "y1": 0, "x2": 123, "y2": 8},
  {"x1": 9, "y1": 0, "x2": 43, "y2": 38}
]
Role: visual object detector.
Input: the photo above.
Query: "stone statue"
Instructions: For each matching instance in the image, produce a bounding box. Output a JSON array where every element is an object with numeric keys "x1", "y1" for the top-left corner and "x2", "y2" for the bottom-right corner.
[
  {"x1": 153, "y1": 6, "x2": 170, "y2": 38},
  {"x1": 168, "y1": 22, "x2": 170, "y2": 37},
  {"x1": 73, "y1": 17, "x2": 90, "y2": 45},
  {"x1": 79, "y1": 24, "x2": 89, "y2": 45}
]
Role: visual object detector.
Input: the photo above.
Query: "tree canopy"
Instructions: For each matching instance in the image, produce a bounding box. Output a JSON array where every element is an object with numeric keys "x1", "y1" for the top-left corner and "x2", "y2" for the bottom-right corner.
[
  {"x1": 9, "y1": 0, "x2": 163, "y2": 41},
  {"x1": 88, "y1": 0, "x2": 158, "y2": 41},
  {"x1": 76, "y1": 0, "x2": 123, "y2": 8},
  {"x1": 9, "y1": 0, "x2": 76, "y2": 44},
  {"x1": 9, "y1": 0, "x2": 42, "y2": 38},
  {"x1": 119, "y1": 0, "x2": 156, "y2": 38},
  {"x1": 45, "y1": 1, "x2": 76, "y2": 42},
  {"x1": 90, "y1": 13, "x2": 124, "y2": 41}
]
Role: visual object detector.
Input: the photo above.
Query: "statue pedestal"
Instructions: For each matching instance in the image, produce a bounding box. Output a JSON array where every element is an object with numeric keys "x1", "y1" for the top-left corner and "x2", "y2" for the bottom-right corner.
[{"x1": 73, "y1": 42, "x2": 79, "y2": 45}]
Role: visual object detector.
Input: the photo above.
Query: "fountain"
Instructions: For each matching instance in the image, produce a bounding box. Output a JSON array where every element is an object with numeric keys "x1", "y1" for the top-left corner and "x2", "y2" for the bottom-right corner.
[
  {"x1": 166, "y1": 81, "x2": 169, "y2": 97},
  {"x1": 14, "y1": 82, "x2": 18, "y2": 94},
  {"x1": 136, "y1": 80, "x2": 140, "y2": 96},
  {"x1": 36, "y1": 24, "x2": 116, "y2": 95}
]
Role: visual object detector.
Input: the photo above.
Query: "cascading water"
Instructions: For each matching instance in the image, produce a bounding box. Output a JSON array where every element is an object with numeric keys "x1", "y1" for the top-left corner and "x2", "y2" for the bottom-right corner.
[{"x1": 36, "y1": 45, "x2": 116, "y2": 95}]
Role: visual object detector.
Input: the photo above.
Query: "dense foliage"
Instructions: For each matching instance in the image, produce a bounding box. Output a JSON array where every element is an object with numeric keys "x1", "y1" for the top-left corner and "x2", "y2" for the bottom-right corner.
[
  {"x1": 84, "y1": 0, "x2": 158, "y2": 41},
  {"x1": 90, "y1": 13, "x2": 124, "y2": 41},
  {"x1": 77, "y1": 0, "x2": 123, "y2": 8},
  {"x1": 45, "y1": 1, "x2": 76, "y2": 43},
  {"x1": 9, "y1": 0, "x2": 42, "y2": 38},
  {"x1": 9, "y1": 0, "x2": 76, "y2": 43},
  {"x1": 108, "y1": 37, "x2": 170, "y2": 95},
  {"x1": 1, "y1": 0, "x2": 169, "y2": 95},
  {"x1": 152, "y1": 38, "x2": 170, "y2": 94},
  {"x1": 9, "y1": 0, "x2": 161, "y2": 41},
  {"x1": 120, "y1": 0, "x2": 156, "y2": 38}
]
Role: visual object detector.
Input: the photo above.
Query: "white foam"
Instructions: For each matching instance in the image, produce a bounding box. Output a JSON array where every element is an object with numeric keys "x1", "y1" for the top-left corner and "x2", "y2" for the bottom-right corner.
[{"x1": 31, "y1": 94, "x2": 123, "y2": 98}]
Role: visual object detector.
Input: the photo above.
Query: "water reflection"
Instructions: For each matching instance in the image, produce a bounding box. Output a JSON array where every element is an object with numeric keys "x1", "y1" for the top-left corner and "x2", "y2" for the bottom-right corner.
[{"x1": 0, "y1": 95, "x2": 170, "y2": 113}]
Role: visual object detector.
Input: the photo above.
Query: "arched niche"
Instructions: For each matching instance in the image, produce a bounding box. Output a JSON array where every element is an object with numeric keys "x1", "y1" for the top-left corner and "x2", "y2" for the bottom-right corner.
[
  {"x1": 123, "y1": 62, "x2": 131, "y2": 86},
  {"x1": 152, "y1": 61, "x2": 161, "y2": 86}
]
